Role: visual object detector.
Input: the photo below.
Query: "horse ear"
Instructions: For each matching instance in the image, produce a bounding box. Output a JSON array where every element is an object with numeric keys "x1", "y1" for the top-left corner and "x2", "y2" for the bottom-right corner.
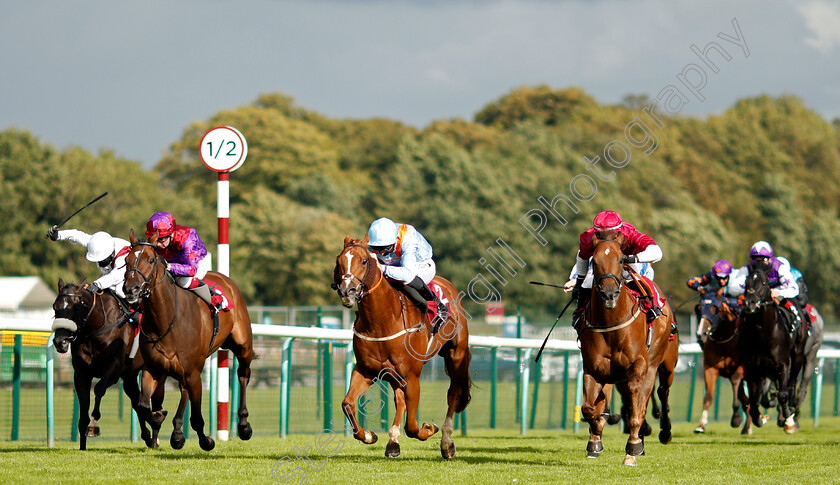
[
  {"x1": 150, "y1": 232, "x2": 158, "y2": 245},
  {"x1": 129, "y1": 229, "x2": 136, "y2": 244},
  {"x1": 343, "y1": 235, "x2": 352, "y2": 246},
  {"x1": 362, "y1": 233, "x2": 369, "y2": 244},
  {"x1": 57, "y1": 277, "x2": 64, "y2": 291}
]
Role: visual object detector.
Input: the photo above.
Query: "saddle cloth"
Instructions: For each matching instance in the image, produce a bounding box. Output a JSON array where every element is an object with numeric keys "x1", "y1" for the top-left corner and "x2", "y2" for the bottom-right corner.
[{"x1": 203, "y1": 278, "x2": 233, "y2": 312}]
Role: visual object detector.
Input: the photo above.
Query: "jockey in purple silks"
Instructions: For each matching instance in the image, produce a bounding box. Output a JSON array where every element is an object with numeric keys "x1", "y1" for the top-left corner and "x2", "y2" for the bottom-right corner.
[
  {"x1": 730, "y1": 241, "x2": 804, "y2": 327},
  {"x1": 687, "y1": 259, "x2": 741, "y2": 341},
  {"x1": 145, "y1": 212, "x2": 225, "y2": 311}
]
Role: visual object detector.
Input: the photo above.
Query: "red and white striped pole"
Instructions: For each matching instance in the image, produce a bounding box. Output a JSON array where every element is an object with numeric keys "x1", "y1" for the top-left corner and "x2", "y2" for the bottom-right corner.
[
  {"x1": 217, "y1": 171, "x2": 230, "y2": 441},
  {"x1": 200, "y1": 126, "x2": 246, "y2": 443}
]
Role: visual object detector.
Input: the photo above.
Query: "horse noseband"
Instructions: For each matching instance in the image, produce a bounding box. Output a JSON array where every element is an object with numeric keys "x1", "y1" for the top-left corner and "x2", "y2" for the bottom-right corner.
[{"x1": 595, "y1": 273, "x2": 623, "y2": 293}]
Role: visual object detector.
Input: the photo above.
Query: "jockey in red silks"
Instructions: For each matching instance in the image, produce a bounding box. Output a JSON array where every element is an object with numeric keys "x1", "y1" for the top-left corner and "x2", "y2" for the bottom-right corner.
[
  {"x1": 145, "y1": 211, "x2": 226, "y2": 312},
  {"x1": 566, "y1": 210, "x2": 674, "y2": 333}
]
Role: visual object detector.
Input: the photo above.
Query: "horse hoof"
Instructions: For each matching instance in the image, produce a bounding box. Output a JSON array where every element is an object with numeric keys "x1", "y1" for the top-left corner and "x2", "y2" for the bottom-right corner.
[
  {"x1": 385, "y1": 442, "x2": 401, "y2": 458},
  {"x1": 607, "y1": 414, "x2": 621, "y2": 425},
  {"x1": 694, "y1": 426, "x2": 705, "y2": 434},
  {"x1": 659, "y1": 430, "x2": 672, "y2": 445},
  {"x1": 622, "y1": 455, "x2": 638, "y2": 467},
  {"x1": 741, "y1": 427, "x2": 752, "y2": 435},
  {"x1": 586, "y1": 440, "x2": 603, "y2": 458},
  {"x1": 200, "y1": 437, "x2": 216, "y2": 451},
  {"x1": 640, "y1": 421, "x2": 652, "y2": 437},
  {"x1": 151, "y1": 410, "x2": 167, "y2": 427},
  {"x1": 424, "y1": 423, "x2": 440, "y2": 436},
  {"x1": 238, "y1": 422, "x2": 253, "y2": 441},
  {"x1": 87, "y1": 426, "x2": 101, "y2": 437},
  {"x1": 363, "y1": 431, "x2": 378, "y2": 445},
  {"x1": 170, "y1": 433, "x2": 186, "y2": 450},
  {"x1": 440, "y1": 441, "x2": 456, "y2": 460},
  {"x1": 731, "y1": 414, "x2": 742, "y2": 428}
]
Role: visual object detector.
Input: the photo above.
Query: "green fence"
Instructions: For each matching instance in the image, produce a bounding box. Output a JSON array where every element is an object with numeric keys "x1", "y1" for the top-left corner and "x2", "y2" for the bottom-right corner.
[{"x1": 2, "y1": 323, "x2": 840, "y2": 444}]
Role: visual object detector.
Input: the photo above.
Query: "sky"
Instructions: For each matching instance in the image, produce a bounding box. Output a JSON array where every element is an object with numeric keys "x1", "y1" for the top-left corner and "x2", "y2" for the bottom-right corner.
[{"x1": 2, "y1": 0, "x2": 839, "y2": 170}]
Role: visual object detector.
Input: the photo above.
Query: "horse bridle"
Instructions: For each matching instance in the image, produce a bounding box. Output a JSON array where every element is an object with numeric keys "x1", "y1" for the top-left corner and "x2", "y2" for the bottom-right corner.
[
  {"x1": 125, "y1": 241, "x2": 166, "y2": 300},
  {"x1": 595, "y1": 272, "x2": 623, "y2": 297},
  {"x1": 744, "y1": 270, "x2": 772, "y2": 312},
  {"x1": 332, "y1": 243, "x2": 374, "y2": 301},
  {"x1": 54, "y1": 288, "x2": 96, "y2": 342}
]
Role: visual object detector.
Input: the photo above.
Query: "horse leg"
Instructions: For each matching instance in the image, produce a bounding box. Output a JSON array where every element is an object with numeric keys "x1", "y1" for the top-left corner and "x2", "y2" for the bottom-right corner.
[
  {"x1": 437, "y1": 342, "x2": 471, "y2": 459},
  {"x1": 89, "y1": 377, "x2": 113, "y2": 438},
  {"x1": 169, "y1": 385, "x2": 190, "y2": 450},
  {"x1": 121, "y1": 366, "x2": 151, "y2": 446},
  {"x1": 224, "y1": 334, "x2": 254, "y2": 440},
  {"x1": 746, "y1": 377, "x2": 765, "y2": 427},
  {"x1": 403, "y1": 376, "x2": 440, "y2": 443},
  {"x1": 137, "y1": 370, "x2": 167, "y2": 448},
  {"x1": 385, "y1": 385, "x2": 406, "y2": 458},
  {"x1": 581, "y1": 374, "x2": 607, "y2": 459},
  {"x1": 728, "y1": 375, "x2": 742, "y2": 429},
  {"x1": 603, "y1": 384, "x2": 621, "y2": 425},
  {"x1": 735, "y1": 374, "x2": 752, "y2": 435},
  {"x1": 185, "y1": 372, "x2": 215, "y2": 451},
  {"x1": 656, "y1": 362, "x2": 675, "y2": 445},
  {"x1": 74, "y1": 371, "x2": 92, "y2": 451},
  {"x1": 695, "y1": 366, "x2": 717, "y2": 434},
  {"x1": 622, "y1": 359, "x2": 648, "y2": 467},
  {"x1": 342, "y1": 368, "x2": 377, "y2": 444}
]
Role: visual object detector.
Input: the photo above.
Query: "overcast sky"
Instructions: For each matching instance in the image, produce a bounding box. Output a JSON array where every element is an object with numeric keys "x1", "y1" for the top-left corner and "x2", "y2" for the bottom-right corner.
[{"x1": 2, "y1": 0, "x2": 839, "y2": 170}]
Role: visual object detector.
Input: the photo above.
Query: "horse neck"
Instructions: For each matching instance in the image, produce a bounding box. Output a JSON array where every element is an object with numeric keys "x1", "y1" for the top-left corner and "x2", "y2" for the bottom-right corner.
[
  {"x1": 145, "y1": 270, "x2": 180, "y2": 331},
  {"x1": 355, "y1": 269, "x2": 407, "y2": 332}
]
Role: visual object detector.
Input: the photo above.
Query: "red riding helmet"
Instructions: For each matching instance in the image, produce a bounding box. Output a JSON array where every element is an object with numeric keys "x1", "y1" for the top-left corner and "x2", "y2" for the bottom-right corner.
[
  {"x1": 145, "y1": 212, "x2": 176, "y2": 238},
  {"x1": 593, "y1": 210, "x2": 623, "y2": 232}
]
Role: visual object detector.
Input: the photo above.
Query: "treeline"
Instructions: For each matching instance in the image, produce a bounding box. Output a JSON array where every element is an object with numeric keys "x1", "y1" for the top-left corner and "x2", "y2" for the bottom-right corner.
[{"x1": 3, "y1": 86, "x2": 840, "y2": 317}]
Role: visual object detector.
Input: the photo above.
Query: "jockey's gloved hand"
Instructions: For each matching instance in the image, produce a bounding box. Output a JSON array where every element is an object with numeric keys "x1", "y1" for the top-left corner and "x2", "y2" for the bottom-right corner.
[
  {"x1": 571, "y1": 276, "x2": 586, "y2": 298},
  {"x1": 46, "y1": 225, "x2": 59, "y2": 241},
  {"x1": 88, "y1": 282, "x2": 101, "y2": 293},
  {"x1": 622, "y1": 254, "x2": 638, "y2": 264}
]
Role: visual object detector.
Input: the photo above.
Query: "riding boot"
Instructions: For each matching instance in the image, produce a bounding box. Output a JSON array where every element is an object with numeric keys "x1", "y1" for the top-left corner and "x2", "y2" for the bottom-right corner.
[
  {"x1": 572, "y1": 291, "x2": 591, "y2": 333},
  {"x1": 189, "y1": 282, "x2": 216, "y2": 312},
  {"x1": 407, "y1": 276, "x2": 447, "y2": 334}
]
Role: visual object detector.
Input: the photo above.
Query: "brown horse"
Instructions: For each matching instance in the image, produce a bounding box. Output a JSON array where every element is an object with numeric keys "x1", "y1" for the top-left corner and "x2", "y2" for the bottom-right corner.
[
  {"x1": 52, "y1": 279, "x2": 165, "y2": 450},
  {"x1": 578, "y1": 239, "x2": 679, "y2": 466},
  {"x1": 123, "y1": 232, "x2": 254, "y2": 451},
  {"x1": 693, "y1": 298, "x2": 753, "y2": 434},
  {"x1": 333, "y1": 235, "x2": 472, "y2": 459}
]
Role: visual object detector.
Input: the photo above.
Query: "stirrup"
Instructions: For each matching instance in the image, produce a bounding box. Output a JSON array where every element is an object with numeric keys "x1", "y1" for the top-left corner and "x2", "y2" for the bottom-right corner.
[
  {"x1": 646, "y1": 304, "x2": 662, "y2": 323},
  {"x1": 670, "y1": 321, "x2": 678, "y2": 335}
]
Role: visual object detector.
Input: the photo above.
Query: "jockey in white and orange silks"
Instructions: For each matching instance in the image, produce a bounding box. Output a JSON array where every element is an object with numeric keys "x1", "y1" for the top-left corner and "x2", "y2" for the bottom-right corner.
[{"x1": 367, "y1": 217, "x2": 448, "y2": 333}]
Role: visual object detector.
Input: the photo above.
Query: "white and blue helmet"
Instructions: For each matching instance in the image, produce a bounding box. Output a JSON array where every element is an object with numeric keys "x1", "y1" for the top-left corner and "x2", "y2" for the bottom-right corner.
[{"x1": 368, "y1": 218, "x2": 399, "y2": 247}]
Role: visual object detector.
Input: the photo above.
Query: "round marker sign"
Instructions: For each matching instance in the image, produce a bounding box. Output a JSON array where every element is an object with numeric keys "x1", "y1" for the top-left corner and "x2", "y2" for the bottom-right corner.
[{"x1": 200, "y1": 126, "x2": 248, "y2": 172}]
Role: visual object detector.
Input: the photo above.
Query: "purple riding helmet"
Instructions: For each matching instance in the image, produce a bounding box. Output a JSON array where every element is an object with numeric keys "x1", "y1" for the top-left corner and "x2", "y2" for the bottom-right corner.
[
  {"x1": 712, "y1": 259, "x2": 732, "y2": 277},
  {"x1": 749, "y1": 241, "x2": 774, "y2": 260}
]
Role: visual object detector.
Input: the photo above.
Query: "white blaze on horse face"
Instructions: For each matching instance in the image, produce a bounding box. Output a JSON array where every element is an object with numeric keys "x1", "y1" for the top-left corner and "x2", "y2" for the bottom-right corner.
[
  {"x1": 605, "y1": 248, "x2": 611, "y2": 255},
  {"x1": 342, "y1": 252, "x2": 355, "y2": 290}
]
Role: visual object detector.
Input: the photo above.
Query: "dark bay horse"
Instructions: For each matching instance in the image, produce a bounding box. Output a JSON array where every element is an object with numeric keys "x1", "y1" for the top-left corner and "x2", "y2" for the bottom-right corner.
[
  {"x1": 333, "y1": 235, "x2": 472, "y2": 459},
  {"x1": 739, "y1": 265, "x2": 806, "y2": 433},
  {"x1": 693, "y1": 297, "x2": 753, "y2": 434},
  {"x1": 123, "y1": 232, "x2": 254, "y2": 451},
  {"x1": 579, "y1": 239, "x2": 679, "y2": 466},
  {"x1": 52, "y1": 279, "x2": 164, "y2": 450}
]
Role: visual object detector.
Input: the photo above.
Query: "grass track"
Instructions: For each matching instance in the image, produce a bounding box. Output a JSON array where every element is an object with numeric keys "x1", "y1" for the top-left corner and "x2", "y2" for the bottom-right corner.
[{"x1": 2, "y1": 418, "x2": 840, "y2": 484}]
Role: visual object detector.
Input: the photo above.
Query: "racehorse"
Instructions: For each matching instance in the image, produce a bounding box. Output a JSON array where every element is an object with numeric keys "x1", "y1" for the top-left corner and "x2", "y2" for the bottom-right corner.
[
  {"x1": 51, "y1": 279, "x2": 164, "y2": 450},
  {"x1": 693, "y1": 297, "x2": 752, "y2": 434},
  {"x1": 738, "y1": 264, "x2": 807, "y2": 433},
  {"x1": 123, "y1": 232, "x2": 254, "y2": 450},
  {"x1": 578, "y1": 239, "x2": 679, "y2": 466},
  {"x1": 333, "y1": 235, "x2": 472, "y2": 459}
]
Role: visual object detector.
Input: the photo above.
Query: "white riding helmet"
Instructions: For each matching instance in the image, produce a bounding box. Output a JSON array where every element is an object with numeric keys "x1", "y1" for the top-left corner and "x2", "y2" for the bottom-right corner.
[
  {"x1": 86, "y1": 231, "x2": 115, "y2": 262},
  {"x1": 368, "y1": 218, "x2": 399, "y2": 247}
]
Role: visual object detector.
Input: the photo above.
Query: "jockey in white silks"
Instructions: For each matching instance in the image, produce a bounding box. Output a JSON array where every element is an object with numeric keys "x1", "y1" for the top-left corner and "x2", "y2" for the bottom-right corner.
[{"x1": 367, "y1": 217, "x2": 448, "y2": 333}]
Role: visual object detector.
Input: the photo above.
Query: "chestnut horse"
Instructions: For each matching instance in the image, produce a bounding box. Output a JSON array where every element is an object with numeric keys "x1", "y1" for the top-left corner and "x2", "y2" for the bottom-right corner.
[
  {"x1": 123, "y1": 232, "x2": 254, "y2": 450},
  {"x1": 52, "y1": 279, "x2": 164, "y2": 450},
  {"x1": 738, "y1": 265, "x2": 806, "y2": 433},
  {"x1": 579, "y1": 239, "x2": 679, "y2": 466},
  {"x1": 693, "y1": 297, "x2": 752, "y2": 434},
  {"x1": 333, "y1": 236, "x2": 472, "y2": 459}
]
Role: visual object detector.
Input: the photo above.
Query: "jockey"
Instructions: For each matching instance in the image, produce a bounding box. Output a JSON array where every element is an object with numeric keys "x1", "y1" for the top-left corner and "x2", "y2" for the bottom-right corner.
[
  {"x1": 777, "y1": 256, "x2": 812, "y2": 325},
  {"x1": 46, "y1": 226, "x2": 130, "y2": 299},
  {"x1": 730, "y1": 241, "x2": 803, "y2": 327},
  {"x1": 687, "y1": 259, "x2": 741, "y2": 340},
  {"x1": 145, "y1": 212, "x2": 225, "y2": 312},
  {"x1": 569, "y1": 210, "x2": 674, "y2": 333},
  {"x1": 367, "y1": 217, "x2": 448, "y2": 333}
]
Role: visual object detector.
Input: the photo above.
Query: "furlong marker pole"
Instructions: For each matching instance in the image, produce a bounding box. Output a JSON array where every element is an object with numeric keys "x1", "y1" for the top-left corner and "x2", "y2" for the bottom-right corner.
[{"x1": 217, "y1": 171, "x2": 230, "y2": 441}]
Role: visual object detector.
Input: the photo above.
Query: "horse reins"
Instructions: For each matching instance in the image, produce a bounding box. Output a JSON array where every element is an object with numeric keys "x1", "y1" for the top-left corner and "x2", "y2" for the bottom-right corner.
[{"x1": 56, "y1": 287, "x2": 133, "y2": 341}]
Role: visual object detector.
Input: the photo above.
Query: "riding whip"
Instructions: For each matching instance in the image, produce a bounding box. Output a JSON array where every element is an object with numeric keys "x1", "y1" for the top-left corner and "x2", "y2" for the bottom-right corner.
[
  {"x1": 52, "y1": 192, "x2": 109, "y2": 230},
  {"x1": 535, "y1": 296, "x2": 576, "y2": 363}
]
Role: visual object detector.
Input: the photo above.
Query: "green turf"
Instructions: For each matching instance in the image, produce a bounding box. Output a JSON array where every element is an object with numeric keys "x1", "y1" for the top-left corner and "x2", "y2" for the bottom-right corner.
[{"x1": 1, "y1": 418, "x2": 839, "y2": 484}]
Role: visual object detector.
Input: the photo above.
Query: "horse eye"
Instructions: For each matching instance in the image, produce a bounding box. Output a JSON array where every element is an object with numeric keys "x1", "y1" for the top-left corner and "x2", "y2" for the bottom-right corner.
[{"x1": 362, "y1": 259, "x2": 368, "y2": 265}]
